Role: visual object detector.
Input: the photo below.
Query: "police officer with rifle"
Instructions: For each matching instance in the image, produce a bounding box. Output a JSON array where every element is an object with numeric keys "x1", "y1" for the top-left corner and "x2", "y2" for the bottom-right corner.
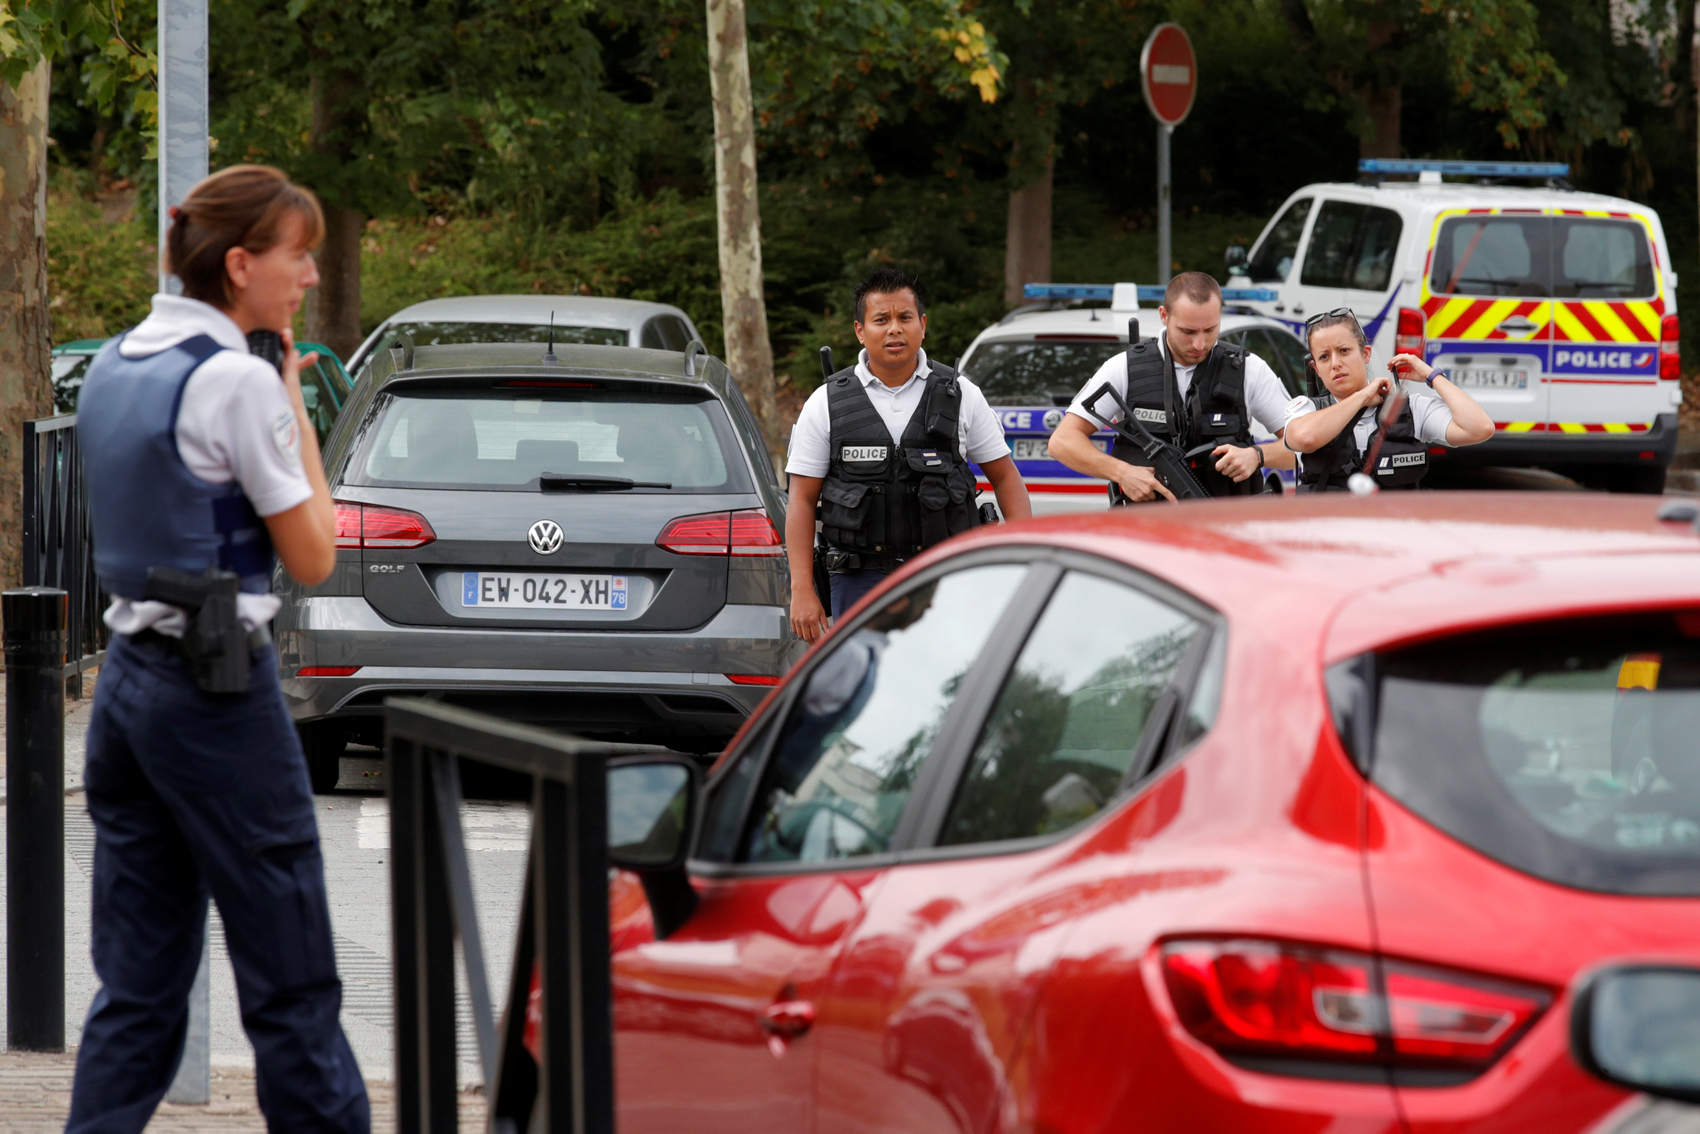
[
  {"x1": 785, "y1": 267, "x2": 1032, "y2": 642},
  {"x1": 67, "y1": 166, "x2": 368, "y2": 1133},
  {"x1": 1048, "y1": 272, "x2": 1296, "y2": 502}
]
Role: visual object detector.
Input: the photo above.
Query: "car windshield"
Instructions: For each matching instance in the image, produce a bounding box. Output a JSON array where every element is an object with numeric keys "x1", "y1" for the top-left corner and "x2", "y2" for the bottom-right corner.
[
  {"x1": 961, "y1": 338, "x2": 1124, "y2": 406},
  {"x1": 1369, "y1": 612, "x2": 1700, "y2": 896},
  {"x1": 345, "y1": 388, "x2": 742, "y2": 492},
  {"x1": 366, "y1": 321, "x2": 629, "y2": 361}
]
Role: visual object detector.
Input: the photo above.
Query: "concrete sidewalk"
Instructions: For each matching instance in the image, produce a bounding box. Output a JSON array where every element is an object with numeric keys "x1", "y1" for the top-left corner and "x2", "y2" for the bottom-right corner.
[{"x1": 0, "y1": 675, "x2": 531, "y2": 1124}]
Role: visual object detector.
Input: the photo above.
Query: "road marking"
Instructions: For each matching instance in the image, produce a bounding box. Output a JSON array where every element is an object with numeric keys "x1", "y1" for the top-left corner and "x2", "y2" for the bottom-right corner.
[{"x1": 358, "y1": 797, "x2": 530, "y2": 852}]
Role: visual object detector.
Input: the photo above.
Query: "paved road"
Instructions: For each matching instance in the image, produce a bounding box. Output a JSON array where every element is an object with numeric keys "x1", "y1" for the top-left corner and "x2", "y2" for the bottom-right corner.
[{"x1": 0, "y1": 693, "x2": 529, "y2": 1093}]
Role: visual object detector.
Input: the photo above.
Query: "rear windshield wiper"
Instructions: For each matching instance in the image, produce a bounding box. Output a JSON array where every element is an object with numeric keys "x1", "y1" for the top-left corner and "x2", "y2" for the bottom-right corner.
[{"x1": 538, "y1": 472, "x2": 672, "y2": 492}]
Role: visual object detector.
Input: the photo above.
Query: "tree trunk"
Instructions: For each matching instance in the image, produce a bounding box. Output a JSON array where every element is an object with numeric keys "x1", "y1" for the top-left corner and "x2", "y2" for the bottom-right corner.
[
  {"x1": 1003, "y1": 156, "x2": 1054, "y2": 308},
  {"x1": 0, "y1": 60, "x2": 55, "y2": 592},
  {"x1": 1360, "y1": 83, "x2": 1401, "y2": 159},
  {"x1": 303, "y1": 71, "x2": 366, "y2": 362},
  {"x1": 705, "y1": 0, "x2": 780, "y2": 458}
]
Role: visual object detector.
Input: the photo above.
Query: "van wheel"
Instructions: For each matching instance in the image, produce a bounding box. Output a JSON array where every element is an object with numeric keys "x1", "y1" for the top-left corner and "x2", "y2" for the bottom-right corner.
[
  {"x1": 1601, "y1": 465, "x2": 1668, "y2": 495},
  {"x1": 300, "y1": 722, "x2": 346, "y2": 794}
]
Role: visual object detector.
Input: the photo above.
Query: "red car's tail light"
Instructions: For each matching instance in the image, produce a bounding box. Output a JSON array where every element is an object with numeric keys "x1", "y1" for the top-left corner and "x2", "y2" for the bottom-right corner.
[
  {"x1": 1660, "y1": 314, "x2": 1680, "y2": 381},
  {"x1": 1395, "y1": 307, "x2": 1425, "y2": 356},
  {"x1": 657, "y1": 510, "x2": 782, "y2": 556},
  {"x1": 728, "y1": 509, "x2": 784, "y2": 556},
  {"x1": 332, "y1": 501, "x2": 437, "y2": 550},
  {"x1": 726, "y1": 674, "x2": 781, "y2": 686},
  {"x1": 297, "y1": 665, "x2": 361, "y2": 677},
  {"x1": 1161, "y1": 938, "x2": 1549, "y2": 1073}
]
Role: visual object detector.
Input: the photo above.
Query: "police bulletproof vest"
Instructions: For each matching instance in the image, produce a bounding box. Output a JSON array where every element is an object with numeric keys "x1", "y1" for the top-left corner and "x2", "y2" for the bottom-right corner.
[
  {"x1": 1109, "y1": 338, "x2": 1260, "y2": 497},
  {"x1": 1297, "y1": 394, "x2": 1428, "y2": 492},
  {"x1": 815, "y1": 365, "x2": 979, "y2": 562},
  {"x1": 79, "y1": 333, "x2": 277, "y2": 599}
]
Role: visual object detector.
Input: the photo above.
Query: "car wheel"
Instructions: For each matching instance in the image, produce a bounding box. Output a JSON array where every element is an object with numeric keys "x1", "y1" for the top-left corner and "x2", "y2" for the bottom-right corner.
[{"x1": 300, "y1": 722, "x2": 346, "y2": 794}]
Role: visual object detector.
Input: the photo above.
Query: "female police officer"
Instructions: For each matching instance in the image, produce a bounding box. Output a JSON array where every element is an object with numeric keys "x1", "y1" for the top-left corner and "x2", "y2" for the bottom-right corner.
[
  {"x1": 68, "y1": 166, "x2": 368, "y2": 1133},
  {"x1": 1283, "y1": 309, "x2": 1494, "y2": 490}
]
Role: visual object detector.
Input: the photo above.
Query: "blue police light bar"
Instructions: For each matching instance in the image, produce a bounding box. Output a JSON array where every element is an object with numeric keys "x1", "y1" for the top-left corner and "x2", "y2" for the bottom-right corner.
[
  {"x1": 1023, "y1": 283, "x2": 1278, "y2": 303},
  {"x1": 1358, "y1": 158, "x2": 1570, "y2": 179}
]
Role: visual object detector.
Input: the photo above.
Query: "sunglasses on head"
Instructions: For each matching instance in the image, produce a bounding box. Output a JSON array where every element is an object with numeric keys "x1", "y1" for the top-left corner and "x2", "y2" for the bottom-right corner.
[{"x1": 1303, "y1": 307, "x2": 1361, "y2": 331}]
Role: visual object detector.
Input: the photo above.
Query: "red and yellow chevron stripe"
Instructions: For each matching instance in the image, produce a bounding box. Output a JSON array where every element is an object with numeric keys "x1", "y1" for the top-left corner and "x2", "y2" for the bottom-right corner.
[
  {"x1": 1550, "y1": 298, "x2": 1662, "y2": 343},
  {"x1": 1494, "y1": 422, "x2": 1653, "y2": 433},
  {"x1": 1422, "y1": 296, "x2": 1547, "y2": 341}
]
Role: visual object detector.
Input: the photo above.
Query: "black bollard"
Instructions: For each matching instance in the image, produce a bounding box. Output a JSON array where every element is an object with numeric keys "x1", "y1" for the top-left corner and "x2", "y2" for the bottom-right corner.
[{"x1": 5, "y1": 587, "x2": 66, "y2": 1052}]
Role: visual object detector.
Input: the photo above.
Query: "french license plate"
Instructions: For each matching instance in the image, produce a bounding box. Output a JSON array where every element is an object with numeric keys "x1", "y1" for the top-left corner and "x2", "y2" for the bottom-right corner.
[
  {"x1": 1453, "y1": 367, "x2": 1529, "y2": 390},
  {"x1": 1012, "y1": 437, "x2": 1107, "y2": 459},
  {"x1": 462, "y1": 572, "x2": 627, "y2": 610}
]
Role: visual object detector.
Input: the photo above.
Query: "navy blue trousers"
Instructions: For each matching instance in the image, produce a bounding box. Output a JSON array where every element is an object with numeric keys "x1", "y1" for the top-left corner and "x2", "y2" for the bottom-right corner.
[
  {"x1": 828, "y1": 568, "x2": 891, "y2": 619},
  {"x1": 67, "y1": 634, "x2": 369, "y2": 1134}
]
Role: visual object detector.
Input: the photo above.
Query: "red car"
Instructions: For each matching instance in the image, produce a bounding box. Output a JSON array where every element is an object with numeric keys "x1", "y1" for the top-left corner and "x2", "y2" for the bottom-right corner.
[{"x1": 608, "y1": 493, "x2": 1700, "y2": 1133}]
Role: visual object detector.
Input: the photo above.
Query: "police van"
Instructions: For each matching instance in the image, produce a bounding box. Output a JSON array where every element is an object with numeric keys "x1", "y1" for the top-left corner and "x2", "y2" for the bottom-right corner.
[
  {"x1": 1227, "y1": 159, "x2": 1682, "y2": 493},
  {"x1": 957, "y1": 283, "x2": 1311, "y2": 512}
]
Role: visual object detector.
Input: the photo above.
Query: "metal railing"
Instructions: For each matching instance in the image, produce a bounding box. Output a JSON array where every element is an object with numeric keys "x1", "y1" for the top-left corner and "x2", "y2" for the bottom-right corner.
[
  {"x1": 387, "y1": 698, "x2": 651, "y2": 1133},
  {"x1": 21, "y1": 415, "x2": 105, "y2": 695}
]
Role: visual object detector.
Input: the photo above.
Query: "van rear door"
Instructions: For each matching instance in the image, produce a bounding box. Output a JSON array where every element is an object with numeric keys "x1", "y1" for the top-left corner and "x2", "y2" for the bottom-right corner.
[
  {"x1": 1420, "y1": 211, "x2": 1553, "y2": 432},
  {"x1": 1546, "y1": 212, "x2": 1665, "y2": 436}
]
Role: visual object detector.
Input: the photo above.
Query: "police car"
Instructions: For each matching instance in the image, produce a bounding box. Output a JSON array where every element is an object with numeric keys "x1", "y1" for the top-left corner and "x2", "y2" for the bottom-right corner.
[
  {"x1": 956, "y1": 283, "x2": 1312, "y2": 512},
  {"x1": 1227, "y1": 159, "x2": 1682, "y2": 493}
]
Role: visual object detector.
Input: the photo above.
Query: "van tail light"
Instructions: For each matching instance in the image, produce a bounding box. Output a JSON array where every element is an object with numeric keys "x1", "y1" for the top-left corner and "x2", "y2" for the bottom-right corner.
[
  {"x1": 1660, "y1": 314, "x2": 1681, "y2": 381},
  {"x1": 657, "y1": 510, "x2": 783, "y2": 556},
  {"x1": 1161, "y1": 938, "x2": 1550, "y2": 1074},
  {"x1": 1395, "y1": 307, "x2": 1425, "y2": 356},
  {"x1": 333, "y1": 501, "x2": 436, "y2": 549}
]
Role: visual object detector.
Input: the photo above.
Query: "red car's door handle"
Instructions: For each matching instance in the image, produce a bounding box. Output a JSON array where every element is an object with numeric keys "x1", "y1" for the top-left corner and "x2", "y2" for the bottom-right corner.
[{"x1": 758, "y1": 999, "x2": 816, "y2": 1039}]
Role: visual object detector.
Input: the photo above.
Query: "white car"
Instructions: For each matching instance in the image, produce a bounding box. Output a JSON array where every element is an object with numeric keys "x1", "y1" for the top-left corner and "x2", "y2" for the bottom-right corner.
[
  {"x1": 1226, "y1": 158, "x2": 1682, "y2": 493},
  {"x1": 956, "y1": 283, "x2": 1312, "y2": 513},
  {"x1": 346, "y1": 295, "x2": 705, "y2": 378}
]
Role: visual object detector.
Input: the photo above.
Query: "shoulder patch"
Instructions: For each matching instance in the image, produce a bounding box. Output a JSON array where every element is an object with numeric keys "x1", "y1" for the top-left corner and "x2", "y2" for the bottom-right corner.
[{"x1": 272, "y1": 409, "x2": 301, "y2": 464}]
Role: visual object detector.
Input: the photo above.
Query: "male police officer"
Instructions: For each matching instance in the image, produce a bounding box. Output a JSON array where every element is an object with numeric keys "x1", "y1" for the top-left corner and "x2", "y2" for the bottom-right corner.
[
  {"x1": 786, "y1": 267, "x2": 1031, "y2": 642},
  {"x1": 1048, "y1": 271, "x2": 1296, "y2": 501}
]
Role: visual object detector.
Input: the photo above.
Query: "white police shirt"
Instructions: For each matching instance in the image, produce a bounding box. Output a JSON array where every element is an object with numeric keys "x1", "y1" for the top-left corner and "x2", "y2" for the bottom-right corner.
[
  {"x1": 105, "y1": 294, "x2": 314, "y2": 636},
  {"x1": 1064, "y1": 336, "x2": 1294, "y2": 437},
  {"x1": 785, "y1": 348, "x2": 1012, "y2": 477},
  {"x1": 1283, "y1": 387, "x2": 1456, "y2": 453}
]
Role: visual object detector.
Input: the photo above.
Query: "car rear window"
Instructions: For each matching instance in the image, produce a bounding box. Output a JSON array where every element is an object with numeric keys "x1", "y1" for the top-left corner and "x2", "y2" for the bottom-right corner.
[
  {"x1": 369, "y1": 321, "x2": 629, "y2": 358},
  {"x1": 1361, "y1": 611, "x2": 1700, "y2": 896},
  {"x1": 961, "y1": 338, "x2": 1124, "y2": 405},
  {"x1": 1428, "y1": 216, "x2": 1656, "y2": 299},
  {"x1": 345, "y1": 388, "x2": 746, "y2": 492}
]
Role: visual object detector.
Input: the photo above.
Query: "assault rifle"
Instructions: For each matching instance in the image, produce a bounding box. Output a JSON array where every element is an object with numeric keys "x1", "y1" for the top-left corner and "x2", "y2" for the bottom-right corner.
[{"x1": 1085, "y1": 381, "x2": 1213, "y2": 503}]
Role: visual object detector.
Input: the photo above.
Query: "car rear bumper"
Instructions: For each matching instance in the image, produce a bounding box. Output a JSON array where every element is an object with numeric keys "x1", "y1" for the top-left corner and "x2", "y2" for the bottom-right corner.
[
  {"x1": 279, "y1": 596, "x2": 797, "y2": 742},
  {"x1": 1431, "y1": 412, "x2": 1680, "y2": 468}
]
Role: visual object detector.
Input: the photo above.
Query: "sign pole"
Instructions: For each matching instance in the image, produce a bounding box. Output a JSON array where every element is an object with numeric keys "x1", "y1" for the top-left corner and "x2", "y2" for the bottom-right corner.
[
  {"x1": 157, "y1": 0, "x2": 213, "y2": 1104},
  {"x1": 1139, "y1": 22, "x2": 1196, "y2": 291},
  {"x1": 1157, "y1": 124, "x2": 1172, "y2": 286}
]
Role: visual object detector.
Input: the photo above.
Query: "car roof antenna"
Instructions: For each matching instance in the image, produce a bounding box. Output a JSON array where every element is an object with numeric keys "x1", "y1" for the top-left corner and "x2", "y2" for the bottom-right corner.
[{"x1": 543, "y1": 312, "x2": 558, "y2": 366}]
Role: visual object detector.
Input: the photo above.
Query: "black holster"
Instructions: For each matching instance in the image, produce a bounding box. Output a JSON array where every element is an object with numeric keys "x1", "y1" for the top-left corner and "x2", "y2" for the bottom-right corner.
[{"x1": 143, "y1": 567, "x2": 252, "y2": 694}]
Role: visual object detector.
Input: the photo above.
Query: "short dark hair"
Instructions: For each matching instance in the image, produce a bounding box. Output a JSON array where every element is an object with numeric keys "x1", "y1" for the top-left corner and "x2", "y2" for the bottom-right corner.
[
  {"x1": 1162, "y1": 271, "x2": 1222, "y2": 311},
  {"x1": 854, "y1": 268, "x2": 926, "y2": 323},
  {"x1": 167, "y1": 164, "x2": 325, "y2": 307}
]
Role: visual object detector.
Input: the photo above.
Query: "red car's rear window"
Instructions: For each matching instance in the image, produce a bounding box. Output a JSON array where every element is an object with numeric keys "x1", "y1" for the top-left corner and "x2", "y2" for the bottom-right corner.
[{"x1": 1362, "y1": 610, "x2": 1700, "y2": 896}]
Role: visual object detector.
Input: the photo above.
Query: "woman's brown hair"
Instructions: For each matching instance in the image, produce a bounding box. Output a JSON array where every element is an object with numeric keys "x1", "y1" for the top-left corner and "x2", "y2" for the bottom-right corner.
[{"x1": 165, "y1": 165, "x2": 325, "y2": 307}]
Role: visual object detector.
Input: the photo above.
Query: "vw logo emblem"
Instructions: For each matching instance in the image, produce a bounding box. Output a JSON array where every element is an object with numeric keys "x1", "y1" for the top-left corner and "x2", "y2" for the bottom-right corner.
[
  {"x1": 1043, "y1": 409, "x2": 1064, "y2": 431},
  {"x1": 528, "y1": 519, "x2": 564, "y2": 555}
]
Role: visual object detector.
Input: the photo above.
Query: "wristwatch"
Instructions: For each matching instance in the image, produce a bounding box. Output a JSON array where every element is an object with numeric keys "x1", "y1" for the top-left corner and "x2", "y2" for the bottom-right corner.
[{"x1": 1425, "y1": 368, "x2": 1446, "y2": 388}]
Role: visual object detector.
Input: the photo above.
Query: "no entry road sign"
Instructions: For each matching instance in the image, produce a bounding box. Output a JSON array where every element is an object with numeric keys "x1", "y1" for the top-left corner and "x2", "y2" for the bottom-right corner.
[{"x1": 1141, "y1": 23, "x2": 1197, "y2": 128}]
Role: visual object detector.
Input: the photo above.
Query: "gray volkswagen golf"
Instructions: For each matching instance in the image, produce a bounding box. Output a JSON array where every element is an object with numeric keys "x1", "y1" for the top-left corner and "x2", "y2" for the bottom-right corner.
[{"x1": 276, "y1": 339, "x2": 799, "y2": 791}]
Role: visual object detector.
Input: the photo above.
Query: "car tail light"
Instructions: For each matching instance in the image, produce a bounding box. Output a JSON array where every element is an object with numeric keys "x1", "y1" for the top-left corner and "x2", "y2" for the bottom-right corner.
[
  {"x1": 333, "y1": 501, "x2": 437, "y2": 550},
  {"x1": 1395, "y1": 307, "x2": 1425, "y2": 356},
  {"x1": 1161, "y1": 938, "x2": 1549, "y2": 1073},
  {"x1": 656, "y1": 510, "x2": 782, "y2": 556},
  {"x1": 297, "y1": 665, "x2": 360, "y2": 677},
  {"x1": 1660, "y1": 314, "x2": 1680, "y2": 380},
  {"x1": 726, "y1": 674, "x2": 781, "y2": 686}
]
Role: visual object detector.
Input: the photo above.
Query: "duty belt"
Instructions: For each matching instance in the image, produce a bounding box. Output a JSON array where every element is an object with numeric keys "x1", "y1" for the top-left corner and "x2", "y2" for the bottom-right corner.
[
  {"x1": 131, "y1": 622, "x2": 273, "y2": 653},
  {"x1": 822, "y1": 548, "x2": 907, "y2": 574}
]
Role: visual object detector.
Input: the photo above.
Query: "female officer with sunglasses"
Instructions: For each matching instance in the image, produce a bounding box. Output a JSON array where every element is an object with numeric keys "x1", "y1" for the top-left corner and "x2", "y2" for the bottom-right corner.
[{"x1": 1283, "y1": 309, "x2": 1494, "y2": 491}]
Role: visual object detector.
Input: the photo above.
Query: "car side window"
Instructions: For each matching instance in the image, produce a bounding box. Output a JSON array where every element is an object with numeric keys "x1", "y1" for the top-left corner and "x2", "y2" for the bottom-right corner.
[
  {"x1": 937, "y1": 571, "x2": 1205, "y2": 847},
  {"x1": 1300, "y1": 201, "x2": 1366, "y2": 289},
  {"x1": 1347, "y1": 206, "x2": 1402, "y2": 292},
  {"x1": 1247, "y1": 198, "x2": 1312, "y2": 283},
  {"x1": 1247, "y1": 328, "x2": 1311, "y2": 397},
  {"x1": 741, "y1": 564, "x2": 1028, "y2": 864},
  {"x1": 661, "y1": 317, "x2": 693, "y2": 351},
  {"x1": 640, "y1": 319, "x2": 668, "y2": 350}
]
